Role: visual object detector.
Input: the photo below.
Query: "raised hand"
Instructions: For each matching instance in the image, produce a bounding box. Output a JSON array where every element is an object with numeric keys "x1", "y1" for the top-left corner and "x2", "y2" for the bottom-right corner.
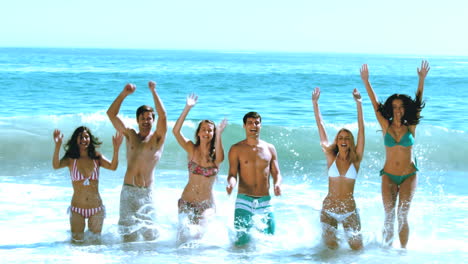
[
  {"x1": 148, "y1": 80, "x2": 156, "y2": 92},
  {"x1": 353, "y1": 88, "x2": 362, "y2": 102},
  {"x1": 217, "y1": 118, "x2": 228, "y2": 134},
  {"x1": 312, "y1": 87, "x2": 321, "y2": 103},
  {"x1": 360, "y1": 64, "x2": 369, "y2": 82},
  {"x1": 53, "y1": 129, "x2": 63, "y2": 145},
  {"x1": 113, "y1": 132, "x2": 124, "y2": 148},
  {"x1": 123, "y1": 83, "x2": 136, "y2": 95},
  {"x1": 186, "y1": 93, "x2": 198, "y2": 108},
  {"x1": 417, "y1": 60, "x2": 430, "y2": 79}
]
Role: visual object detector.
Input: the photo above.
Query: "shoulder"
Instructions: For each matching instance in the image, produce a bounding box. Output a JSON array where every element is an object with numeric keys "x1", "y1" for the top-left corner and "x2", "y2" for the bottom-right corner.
[
  {"x1": 61, "y1": 156, "x2": 72, "y2": 165},
  {"x1": 262, "y1": 140, "x2": 276, "y2": 150},
  {"x1": 185, "y1": 141, "x2": 196, "y2": 154},
  {"x1": 229, "y1": 141, "x2": 245, "y2": 153},
  {"x1": 320, "y1": 142, "x2": 330, "y2": 149},
  {"x1": 96, "y1": 151, "x2": 105, "y2": 160},
  {"x1": 231, "y1": 140, "x2": 245, "y2": 149},
  {"x1": 125, "y1": 128, "x2": 137, "y2": 138},
  {"x1": 408, "y1": 124, "x2": 417, "y2": 134},
  {"x1": 149, "y1": 131, "x2": 166, "y2": 149}
]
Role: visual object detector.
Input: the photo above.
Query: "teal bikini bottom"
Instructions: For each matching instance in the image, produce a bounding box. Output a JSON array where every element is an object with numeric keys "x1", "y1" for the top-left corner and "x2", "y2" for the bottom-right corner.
[{"x1": 380, "y1": 162, "x2": 418, "y2": 185}]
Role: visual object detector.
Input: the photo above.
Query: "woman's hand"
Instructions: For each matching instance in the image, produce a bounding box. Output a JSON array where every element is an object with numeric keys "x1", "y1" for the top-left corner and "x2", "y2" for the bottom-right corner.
[
  {"x1": 113, "y1": 132, "x2": 123, "y2": 149},
  {"x1": 417, "y1": 60, "x2": 430, "y2": 79},
  {"x1": 217, "y1": 118, "x2": 228, "y2": 134},
  {"x1": 186, "y1": 93, "x2": 198, "y2": 108},
  {"x1": 360, "y1": 64, "x2": 369, "y2": 82},
  {"x1": 53, "y1": 129, "x2": 63, "y2": 145},
  {"x1": 312, "y1": 87, "x2": 320, "y2": 103},
  {"x1": 353, "y1": 88, "x2": 362, "y2": 103}
]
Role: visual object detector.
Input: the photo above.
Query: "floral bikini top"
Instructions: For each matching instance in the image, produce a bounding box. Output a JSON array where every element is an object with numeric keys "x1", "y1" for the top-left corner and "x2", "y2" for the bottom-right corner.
[
  {"x1": 71, "y1": 159, "x2": 99, "y2": 185},
  {"x1": 188, "y1": 160, "x2": 218, "y2": 177}
]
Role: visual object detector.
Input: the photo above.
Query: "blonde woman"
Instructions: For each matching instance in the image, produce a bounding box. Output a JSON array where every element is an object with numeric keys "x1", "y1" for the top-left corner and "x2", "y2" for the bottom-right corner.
[{"x1": 312, "y1": 87, "x2": 365, "y2": 250}]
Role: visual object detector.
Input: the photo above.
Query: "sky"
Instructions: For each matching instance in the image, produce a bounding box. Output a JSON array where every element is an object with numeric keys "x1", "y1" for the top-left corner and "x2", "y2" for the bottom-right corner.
[{"x1": 1, "y1": 0, "x2": 467, "y2": 55}]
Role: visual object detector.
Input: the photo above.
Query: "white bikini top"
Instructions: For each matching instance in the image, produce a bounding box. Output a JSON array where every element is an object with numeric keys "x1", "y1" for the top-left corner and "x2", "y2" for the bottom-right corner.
[{"x1": 328, "y1": 157, "x2": 358, "y2": 180}]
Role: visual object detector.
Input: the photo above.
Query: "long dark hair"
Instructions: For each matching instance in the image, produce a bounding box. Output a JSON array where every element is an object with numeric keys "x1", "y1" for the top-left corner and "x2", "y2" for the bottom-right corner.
[
  {"x1": 63, "y1": 126, "x2": 102, "y2": 160},
  {"x1": 194, "y1": 120, "x2": 217, "y2": 162},
  {"x1": 377, "y1": 92, "x2": 425, "y2": 125}
]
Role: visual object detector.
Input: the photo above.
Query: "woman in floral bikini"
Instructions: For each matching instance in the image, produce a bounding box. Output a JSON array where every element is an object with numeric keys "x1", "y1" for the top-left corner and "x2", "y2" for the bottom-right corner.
[{"x1": 173, "y1": 93, "x2": 227, "y2": 243}]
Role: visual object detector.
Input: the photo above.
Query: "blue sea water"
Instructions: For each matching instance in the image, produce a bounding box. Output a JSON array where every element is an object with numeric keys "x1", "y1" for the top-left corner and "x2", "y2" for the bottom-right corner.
[{"x1": 0, "y1": 48, "x2": 467, "y2": 263}]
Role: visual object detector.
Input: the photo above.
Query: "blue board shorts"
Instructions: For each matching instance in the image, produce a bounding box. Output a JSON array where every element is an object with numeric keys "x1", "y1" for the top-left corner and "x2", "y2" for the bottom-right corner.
[{"x1": 234, "y1": 194, "x2": 275, "y2": 245}]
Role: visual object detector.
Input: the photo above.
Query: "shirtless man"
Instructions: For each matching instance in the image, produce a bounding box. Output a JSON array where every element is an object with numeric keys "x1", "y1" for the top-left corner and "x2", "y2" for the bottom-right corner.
[
  {"x1": 226, "y1": 111, "x2": 282, "y2": 246},
  {"x1": 107, "y1": 81, "x2": 167, "y2": 242}
]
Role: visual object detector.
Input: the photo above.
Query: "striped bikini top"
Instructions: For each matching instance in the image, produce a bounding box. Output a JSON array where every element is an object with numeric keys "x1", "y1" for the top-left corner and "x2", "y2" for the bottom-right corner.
[{"x1": 71, "y1": 159, "x2": 99, "y2": 182}]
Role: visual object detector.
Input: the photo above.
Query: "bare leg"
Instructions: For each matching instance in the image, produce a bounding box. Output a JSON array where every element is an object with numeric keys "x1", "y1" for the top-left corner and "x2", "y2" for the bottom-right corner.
[
  {"x1": 197, "y1": 208, "x2": 215, "y2": 239},
  {"x1": 88, "y1": 210, "x2": 104, "y2": 234},
  {"x1": 381, "y1": 175, "x2": 399, "y2": 246},
  {"x1": 177, "y1": 201, "x2": 192, "y2": 244},
  {"x1": 70, "y1": 212, "x2": 85, "y2": 243},
  {"x1": 397, "y1": 174, "x2": 417, "y2": 248},
  {"x1": 342, "y1": 211, "x2": 363, "y2": 250},
  {"x1": 142, "y1": 227, "x2": 159, "y2": 241},
  {"x1": 320, "y1": 210, "x2": 339, "y2": 249},
  {"x1": 177, "y1": 206, "x2": 214, "y2": 244},
  {"x1": 87, "y1": 210, "x2": 105, "y2": 243},
  {"x1": 123, "y1": 232, "x2": 139, "y2": 242}
]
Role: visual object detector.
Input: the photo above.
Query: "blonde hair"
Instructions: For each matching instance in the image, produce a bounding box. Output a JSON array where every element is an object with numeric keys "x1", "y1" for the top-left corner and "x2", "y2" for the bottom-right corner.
[{"x1": 323, "y1": 128, "x2": 361, "y2": 163}]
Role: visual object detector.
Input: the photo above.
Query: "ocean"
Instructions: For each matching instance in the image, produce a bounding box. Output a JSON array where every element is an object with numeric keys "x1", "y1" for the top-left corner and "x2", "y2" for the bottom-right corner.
[{"x1": 0, "y1": 48, "x2": 466, "y2": 263}]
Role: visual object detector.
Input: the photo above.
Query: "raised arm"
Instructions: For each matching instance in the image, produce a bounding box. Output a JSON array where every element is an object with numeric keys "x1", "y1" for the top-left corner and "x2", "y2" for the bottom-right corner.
[
  {"x1": 107, "y1": 84, "x2": 135, "y2": 135},
  {"x1": 269, "y1": 144, "x2": 282, "y2": 196},
  {"x1": 99, "y1": 132, "x2": 123, "y2": 171},
  {"x1": 353, "y1": 89, "x2": 365, "y2": 165},
  {"x1": 226, "y1": 146, "x2": 239, "y2": 195},
  {"x1": 360, "y1": 64, "x2": 388, "y2": 130},
  {"x1": 214, "y1": 118, "x2": 227, "y2": 166},
  {"x1": 52, "y1": 129, "x2": 69, "y2": 169},
  {"x1": 416, "y1": 60, "x2": 430, "y2": 99},
  {"x1": 311, "y1": 87, "x2": 329, "y2": 149},
  {"x1": 172, "y1": 93, "x2": 198, "y2": 153},
  {"x1": 149, "y1": 81, "x2": 167, "y2": 143}
]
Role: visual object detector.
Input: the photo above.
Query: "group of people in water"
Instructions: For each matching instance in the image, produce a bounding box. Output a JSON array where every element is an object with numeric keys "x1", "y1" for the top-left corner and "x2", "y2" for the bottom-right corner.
[{"x1": 52, "y1": 60, "x2": 430, "y2": 250}]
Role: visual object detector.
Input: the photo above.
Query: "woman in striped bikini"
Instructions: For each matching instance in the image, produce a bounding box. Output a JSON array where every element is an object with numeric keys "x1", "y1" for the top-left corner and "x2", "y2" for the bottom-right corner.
[
  {"x1": 52, "y1": 126, "x2": 123, "y2": 243},
  {"x1": 173, "y1": 93, "x2": 227, "y2": 244},
  {"x1": 360, "y1": 61, "x2": 430, "y2": 248}
]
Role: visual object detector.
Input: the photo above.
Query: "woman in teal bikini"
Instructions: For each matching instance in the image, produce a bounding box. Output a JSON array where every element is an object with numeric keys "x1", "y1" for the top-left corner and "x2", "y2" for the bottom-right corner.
[
  {"x1": 173, "y1": 93, "x2": 227, "y2": 244},
  {"x1": 360, "y1": 61, "x2": 430, "y2": 248},
  {"x1": 312, "y1": 87, "x2": 365, "y2": 250}
]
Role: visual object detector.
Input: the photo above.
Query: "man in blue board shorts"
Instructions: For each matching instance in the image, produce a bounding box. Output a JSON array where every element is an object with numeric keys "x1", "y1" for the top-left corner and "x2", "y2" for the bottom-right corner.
[{"x1": 226, "y1": 111, "x2": 282, "y2": 246}]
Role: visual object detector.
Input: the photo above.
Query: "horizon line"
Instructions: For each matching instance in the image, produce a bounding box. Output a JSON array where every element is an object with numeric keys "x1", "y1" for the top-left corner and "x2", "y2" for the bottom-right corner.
[{"x1": 1, "y1": 45, "x2": 466, "y2": 58}]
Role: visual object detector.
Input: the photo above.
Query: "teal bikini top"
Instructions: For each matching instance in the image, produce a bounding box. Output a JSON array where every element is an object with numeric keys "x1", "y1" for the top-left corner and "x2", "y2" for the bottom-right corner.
[{"x1": 384, "y1": 130, "x2": 414, "y2": 147}]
